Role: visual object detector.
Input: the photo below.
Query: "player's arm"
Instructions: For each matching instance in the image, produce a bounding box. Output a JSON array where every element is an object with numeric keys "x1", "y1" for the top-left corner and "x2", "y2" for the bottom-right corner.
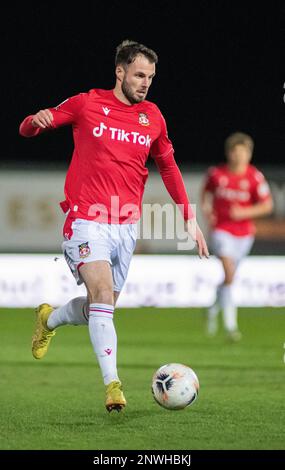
[
  {"x1": 230, "y1": 199, "x2": 273, "y2": 220},
  {"x1": 151, "y1": 113, "x2": 209, "y2": 258},
  {"x1": 201, "y1": 190, "x2": 213, "y2": 217},
  {"x1": 19, "y1": 93, "x2": 85, "y2": 137},
  {"x1": 19, "y1": 109, "x2": 54, "y2": 137},
  {"x1": 230, "y1": 174, "x2": 274, "y2": 221}
]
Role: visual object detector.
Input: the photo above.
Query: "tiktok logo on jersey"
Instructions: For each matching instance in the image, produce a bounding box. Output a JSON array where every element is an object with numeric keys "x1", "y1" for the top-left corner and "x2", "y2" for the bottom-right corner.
[
  {"x1": 93, "y1": 122, "x2": 107, "y2": 137},
  {"x1": 93, "y1": 122, "x2": 151, "y2": 147}
]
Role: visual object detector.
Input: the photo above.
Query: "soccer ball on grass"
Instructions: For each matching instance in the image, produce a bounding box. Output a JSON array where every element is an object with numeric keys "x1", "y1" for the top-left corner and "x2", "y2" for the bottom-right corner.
[{"x1": 151, "y1": 363, "x2": 199, "y2": 410}]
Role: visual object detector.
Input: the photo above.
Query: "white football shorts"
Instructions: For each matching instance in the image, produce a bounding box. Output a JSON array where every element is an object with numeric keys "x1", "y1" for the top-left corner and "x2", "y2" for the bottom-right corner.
[
  {"x1": 62, "y1": 218, "x2": 137, "y2": 292},
  {"x1": 210, "y1": 229, "x2": 254, "y2": 265}
]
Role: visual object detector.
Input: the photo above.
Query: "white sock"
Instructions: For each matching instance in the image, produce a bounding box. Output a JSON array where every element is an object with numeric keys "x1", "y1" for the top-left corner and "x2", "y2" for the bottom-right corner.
[
  {"x1": 218, "y1": 285, "x2": 238, "y2": 332},
  {"x1": 208, "y1": 285, "x2": 222, "y2": 317},
  {"x1": 47, "y1": 297, "x2": 88, "y2": 329},
  {"x1": 207, "y1": 286, "x2": 221, "y2": 334},
  {"x1": 207, "y1": 306, "x2": 219, "y2": 335},
  {"x1": 88, "y1": 303, "x2": 119, "y2": 385}
]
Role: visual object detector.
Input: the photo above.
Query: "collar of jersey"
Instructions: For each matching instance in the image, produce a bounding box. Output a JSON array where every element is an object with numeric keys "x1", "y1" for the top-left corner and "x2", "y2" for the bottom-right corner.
[{"x1": 108, "y1": 89, "x2": 144, "y2": 110}]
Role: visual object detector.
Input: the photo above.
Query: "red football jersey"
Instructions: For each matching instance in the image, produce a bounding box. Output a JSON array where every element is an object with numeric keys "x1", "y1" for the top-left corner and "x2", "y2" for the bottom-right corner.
[
  {"x1": 203, "y1": 164, "x2": 271, "y2": 236},
  {"x1": 20, "y1": 89, "x2": 193, "y2": 227}
]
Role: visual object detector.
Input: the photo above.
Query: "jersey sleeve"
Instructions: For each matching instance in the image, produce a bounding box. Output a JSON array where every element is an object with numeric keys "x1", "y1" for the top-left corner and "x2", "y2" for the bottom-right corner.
[
  {"x1": 150, "y1": 112, "x2": 193, "y2": 220},
  {"x1": 49, "y1": 93, "x2": 86, "y2": 127},
  {"x1": 19, "y1": 93, "x2": 86, "y2": 137},
  {"x1": 251, "y1": 169, "x2": 271, "y2": 203},
  {"x1": 150, "y1": 111, "x2": 173, "y2": 159},
  {"x1": 154, "y1": 150, "x2": 194, "y2": 220}
]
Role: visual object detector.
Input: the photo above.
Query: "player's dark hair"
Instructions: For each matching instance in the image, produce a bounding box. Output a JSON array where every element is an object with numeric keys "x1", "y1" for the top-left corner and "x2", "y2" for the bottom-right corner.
[
  {"x1": 115, "y1": 40, "x2": 158, "y2": 68},
  {"x1": 225, "y1": 132, "x2": 254, "y2": 155}
]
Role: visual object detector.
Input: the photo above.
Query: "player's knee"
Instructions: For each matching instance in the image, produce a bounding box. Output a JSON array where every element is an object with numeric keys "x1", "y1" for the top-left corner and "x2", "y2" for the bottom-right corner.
[
  {"x1": 221, "y1": 258, "x2": 236, "y2": 284},
  {"x1": 88, "y1": 285, "x2": 114, "y2": 305}
]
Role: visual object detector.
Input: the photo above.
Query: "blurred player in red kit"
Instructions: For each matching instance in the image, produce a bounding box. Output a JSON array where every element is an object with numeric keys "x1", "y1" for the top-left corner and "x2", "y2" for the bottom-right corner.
[
  {"x1": 20, "y1": 40, "x2": 209, "y2": 411},
  {"x1": 201, "y1": 132, "x2": 273, "y2": 340}
]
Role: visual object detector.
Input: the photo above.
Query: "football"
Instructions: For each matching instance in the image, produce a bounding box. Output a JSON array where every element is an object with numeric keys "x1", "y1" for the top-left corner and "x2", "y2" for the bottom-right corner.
[{"x1": 151, "y1": 363, "x2": 199, "y2": 410}]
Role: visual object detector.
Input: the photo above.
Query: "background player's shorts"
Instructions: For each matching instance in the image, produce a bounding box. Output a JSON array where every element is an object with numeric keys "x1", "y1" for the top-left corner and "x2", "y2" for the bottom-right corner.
[
  {"x1": 62, "y1": 219, "x2": 137, "y2": 292},
  {"x1": 210, "y1": 229, "x2": 254, "y2": 265}
]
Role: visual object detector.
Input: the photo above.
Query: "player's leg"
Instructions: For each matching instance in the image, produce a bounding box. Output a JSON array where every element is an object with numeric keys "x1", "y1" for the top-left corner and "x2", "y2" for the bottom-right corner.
[
  {"x1": 79, "y1": 259, "x2": 126, "y2": 411},
  {"x1": 102, "y1": 223, "x2": 137, "y2": 410},
  {"x1": 47, "y1": 297, "x2": 89, "y2": 329},
  {"x1": 32, "y1": 218, "x2": 100, "y2": 359},
  {"x1": 206, "y1": 300, "x2": 220, "y2": 336},
  {"x1": 207, "y1": 230, "x2": 233, "y2": 335},
  {"x1": 111, "y1": 223, "x2": 136, "y2": 310},
  {"x1": 79, "y1": 260, "x2": 118, "y2": 385},
  {"x1": 42, "y1": 243, "x2": 91, "y2": 331},
  {"x1": 32, "y1": 229, "x2": 90, "y2": 359},
  {"x1": 219, "y1": 234, "x2": 254, "y2": 340},
  {"x1": 45, "y1": 290, "x2": 119, "y2": 332},
  {"x1": 47, "y1": 291, "x2": 120, "y2": 331},
  {"x1": 218, "y1": 255, "x2": 241, "y2": 340},
  {"x1": 32, "y1": 299, "x2": 89, "y2": 359}
]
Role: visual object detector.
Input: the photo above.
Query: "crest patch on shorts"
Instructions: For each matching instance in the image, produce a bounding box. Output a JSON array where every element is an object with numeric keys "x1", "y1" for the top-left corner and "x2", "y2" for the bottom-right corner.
[{"x1": 78, "y1": 242, "x2": 91, "y2": 258}]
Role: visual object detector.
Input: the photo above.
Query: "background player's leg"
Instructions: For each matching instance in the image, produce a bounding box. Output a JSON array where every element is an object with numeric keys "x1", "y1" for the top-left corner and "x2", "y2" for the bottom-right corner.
[
  {"x1": 79, "y1": 260, "x2": 120, "y2": 386},
  {"x1": 207, "y1": 230, "x2": 225, "y2": 334},
  {"x1": 218, "y1": 256, "x2": 240, "y2": 338},
  {"x1": 207, "y1": 230, "x2": 236, "y2": 336},
  {"x1": 47, "y1": 297, "x2": 88, "y2": 328},
  {"x1": 207, "y1": 292, "x2": 220, "y2": 335}
]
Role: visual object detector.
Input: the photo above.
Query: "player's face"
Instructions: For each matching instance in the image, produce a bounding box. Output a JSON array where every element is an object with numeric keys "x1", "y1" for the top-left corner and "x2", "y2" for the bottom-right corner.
[
  {"x1": 227, "y1": 144, "x2": 252, "y2": 167},
  {"x1": 121, "y1": 55, "x2": 156, "y2": 104}
]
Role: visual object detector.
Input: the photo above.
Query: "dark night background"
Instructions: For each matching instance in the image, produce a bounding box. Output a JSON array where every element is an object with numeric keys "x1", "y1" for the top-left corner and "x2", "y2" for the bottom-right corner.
[{"x1": 2, "y1": 1, "x2": 285, "y2": 170}]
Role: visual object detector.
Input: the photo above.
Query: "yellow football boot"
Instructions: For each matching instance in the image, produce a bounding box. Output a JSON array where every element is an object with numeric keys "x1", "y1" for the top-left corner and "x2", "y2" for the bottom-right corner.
[
  {"x1": 32, "y1": 303, "x2": 56, "y2": 359},
  {"x1": 105, "y1": 380, "x2": 126, "y2": 412}
]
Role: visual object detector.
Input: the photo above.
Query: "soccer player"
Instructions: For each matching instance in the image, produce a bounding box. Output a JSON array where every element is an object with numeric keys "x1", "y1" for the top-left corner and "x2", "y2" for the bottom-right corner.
[
  {"x1": 20, "y1": 40, "x2": 209, "y2": 412},
  {"x1": 201, "y1": 132, "x2": 273, "y2": 340}
]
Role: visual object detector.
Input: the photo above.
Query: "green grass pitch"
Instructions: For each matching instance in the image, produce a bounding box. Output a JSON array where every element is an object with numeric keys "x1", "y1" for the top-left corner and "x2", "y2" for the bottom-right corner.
[{"x1": 0, "y1": 307, "x2": 284, "y2": 450}]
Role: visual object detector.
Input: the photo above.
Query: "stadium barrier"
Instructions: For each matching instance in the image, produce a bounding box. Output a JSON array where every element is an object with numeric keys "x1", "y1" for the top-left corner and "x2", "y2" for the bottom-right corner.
[{"x1": 0, "y1": 254, "x2": 284, "y2": 308}]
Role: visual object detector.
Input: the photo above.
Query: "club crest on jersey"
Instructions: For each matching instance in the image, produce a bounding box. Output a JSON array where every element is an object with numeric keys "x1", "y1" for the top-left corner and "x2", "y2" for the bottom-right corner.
[
  {"x1": 78, "y1": 242, "x2": 91, "y2": 258},
  {"x1": 138, "y1": 113, "x2": 150, "y2": 126}
]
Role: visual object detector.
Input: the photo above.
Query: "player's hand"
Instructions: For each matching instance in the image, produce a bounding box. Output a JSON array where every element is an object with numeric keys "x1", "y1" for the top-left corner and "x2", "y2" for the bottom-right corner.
[
  {"x1": 186, "y1": 219, "x2": 210, "y2": 259},
  {"x1": 230, "y1": 204, "x2": 248, "y2": 221},
  {"x1": 31, "y1": 109, "x2": 53, "y2": 129}
]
